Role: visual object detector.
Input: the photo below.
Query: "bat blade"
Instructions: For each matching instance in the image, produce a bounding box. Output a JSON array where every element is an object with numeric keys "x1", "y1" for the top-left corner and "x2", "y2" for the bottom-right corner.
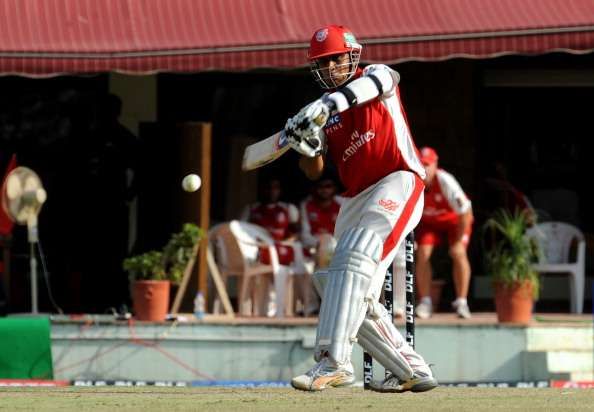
[{"x1": 241, "y1": 129, "x2": 291, "y2": 171}]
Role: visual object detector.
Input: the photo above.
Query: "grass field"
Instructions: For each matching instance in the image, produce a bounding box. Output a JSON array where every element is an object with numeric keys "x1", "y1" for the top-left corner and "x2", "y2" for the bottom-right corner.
[{"x1": 1, "y1": 387, "x2": 593, "y2": 411}]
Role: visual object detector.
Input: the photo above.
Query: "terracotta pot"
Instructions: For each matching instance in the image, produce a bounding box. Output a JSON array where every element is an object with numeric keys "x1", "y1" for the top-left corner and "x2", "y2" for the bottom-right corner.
[
  {"x1": 494, "y1": 280, "x2": 534, "y2": 324},
  {"x1": 132, "y1": 280, "x2": 170, "y2": 321}
]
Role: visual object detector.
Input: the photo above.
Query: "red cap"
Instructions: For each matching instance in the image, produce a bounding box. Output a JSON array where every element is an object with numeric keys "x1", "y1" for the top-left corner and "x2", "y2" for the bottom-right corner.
[
  {"x1": 419, "y1": 147, "x2": 438, "y2": 165},
  {"x1": 308, "y1": 25, "x2": 361, "y2": 60}
]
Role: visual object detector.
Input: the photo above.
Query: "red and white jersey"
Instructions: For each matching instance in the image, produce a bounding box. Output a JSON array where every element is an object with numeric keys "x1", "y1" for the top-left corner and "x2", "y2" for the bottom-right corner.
[
  {"x1": 324, "y1": 65, "x2": 425, "y2": 197},
  {"x1": 422, "y1": 168, "x2": 472, "y2": 226},
  {"x1": 300, "y1": 196, "x2": 343, "y2": 247},
  {"x1": 241, "y1": 201, "x2": 299, "y2": 241}
]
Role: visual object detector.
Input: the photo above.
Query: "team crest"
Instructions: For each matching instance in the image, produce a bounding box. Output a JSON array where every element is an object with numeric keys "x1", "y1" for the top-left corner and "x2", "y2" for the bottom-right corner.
[
  {"x1": 316, "y1": 29, "x2": 328, "y2": 42},
  {"x1": 379, "y1": 199, "x2": 399, "y2": 212},
  {"x1": 343, "y1": 32, "x2": 357, "y2": 43}
]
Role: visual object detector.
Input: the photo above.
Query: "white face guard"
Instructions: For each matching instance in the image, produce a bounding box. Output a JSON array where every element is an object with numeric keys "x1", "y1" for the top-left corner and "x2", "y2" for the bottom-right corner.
[{"x1": 310, "y1": 49, "x2": 361, "y2": 89}]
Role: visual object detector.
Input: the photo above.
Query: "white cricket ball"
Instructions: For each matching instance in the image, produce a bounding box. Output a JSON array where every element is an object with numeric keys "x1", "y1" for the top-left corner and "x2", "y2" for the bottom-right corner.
[{"x1": 182, "y1": 174, "x2": 201, "y2": 192}]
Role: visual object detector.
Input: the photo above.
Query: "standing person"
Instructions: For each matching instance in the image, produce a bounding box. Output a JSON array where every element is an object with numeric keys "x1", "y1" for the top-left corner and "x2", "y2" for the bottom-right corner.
[
  {"x1": 415, "y1": 147, "x2": 473, "y2": 319},
  {"x1": 284, "y1": 24, "x2": 437, "y2": 392}
]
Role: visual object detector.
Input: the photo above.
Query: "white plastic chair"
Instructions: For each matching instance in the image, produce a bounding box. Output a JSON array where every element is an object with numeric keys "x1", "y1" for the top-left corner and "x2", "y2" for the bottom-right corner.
[
  {"x1": 525, "y1": 222, "x2": 586, "y2": 313},
  {"x1": 208, "y1": 221, "x2": 276, "y2": 316},
  {"x1": 229, "y1": 220, "x2": 298, "y2": 317}
]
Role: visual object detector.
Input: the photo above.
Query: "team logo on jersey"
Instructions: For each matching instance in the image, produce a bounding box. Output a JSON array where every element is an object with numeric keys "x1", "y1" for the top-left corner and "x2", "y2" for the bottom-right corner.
[
  {"x1": 434, "y1": 193, "x2": 442, "y2": 202},
  {"x1": 316, "y1": 29, "x2": 328, "y2": 42},
  {"x1": 342, "y1": 129, "x2": 376, "y2": 161},
  {"x1": 379, "y1": 199, "x2": 399, "y2": 212},
  {"x1": 326, "y1": 114, "x2": 341, "y2": 126}
]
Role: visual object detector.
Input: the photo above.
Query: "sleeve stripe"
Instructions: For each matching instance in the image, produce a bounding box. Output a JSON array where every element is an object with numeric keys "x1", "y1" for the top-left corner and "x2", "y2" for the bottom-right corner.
[
  {"x1": 337, "y1": 87, "x2": 357, "y2": 106},
  {"x1": 367, "y1": 74, "x2": 384, "y2": 95}
]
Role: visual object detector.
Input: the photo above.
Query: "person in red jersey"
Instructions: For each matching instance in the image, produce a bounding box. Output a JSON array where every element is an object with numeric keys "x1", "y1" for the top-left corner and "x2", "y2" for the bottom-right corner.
[
  {"x1": 300, "y1": 175, "x2": 342, "y2": 253},
  {"x1": 298, "y1": 175, "x2": 343, "y2": 315},
  {"x1": 285, "y1": 24, "x2": 437, "y2": 393},
  {"x1": 241, "y1": 176, "x2": 299, "y2": 264},
  {"x1": 415, "y1": 147, "x2": 473, "y2": 320},
  {"x1": 241, "y1": 176, "x2": 309, "y2": 317}
]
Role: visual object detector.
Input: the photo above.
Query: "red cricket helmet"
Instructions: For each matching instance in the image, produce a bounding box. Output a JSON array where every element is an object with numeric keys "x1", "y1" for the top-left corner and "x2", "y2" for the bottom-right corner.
[{"x1": 308, "y1": 25, "x2": 362, "y2": 89}]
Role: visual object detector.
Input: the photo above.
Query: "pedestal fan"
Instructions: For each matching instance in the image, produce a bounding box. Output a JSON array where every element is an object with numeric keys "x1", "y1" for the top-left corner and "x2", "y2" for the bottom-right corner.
[{"x1": 1, "y1": 166, "x2": 47, "y2": 314}]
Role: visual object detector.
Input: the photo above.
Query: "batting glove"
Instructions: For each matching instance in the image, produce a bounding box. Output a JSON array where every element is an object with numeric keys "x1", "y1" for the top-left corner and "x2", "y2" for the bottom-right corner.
[{"x1": 284, "y1": 99, "x2": 331, "y2": 157}]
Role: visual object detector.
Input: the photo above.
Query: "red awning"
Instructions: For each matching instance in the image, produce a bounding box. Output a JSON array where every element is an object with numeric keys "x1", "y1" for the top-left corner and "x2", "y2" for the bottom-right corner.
[{"x1": 1, "y1": 0, "x2": 594, "y2": 76}]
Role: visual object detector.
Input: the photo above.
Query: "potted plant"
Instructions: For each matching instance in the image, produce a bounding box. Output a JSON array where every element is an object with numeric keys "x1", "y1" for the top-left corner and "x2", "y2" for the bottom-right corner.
[
  {"x1": 483, "y1": 209, "x2": 540, "y2": 324},
  {"x1": 162, "y1": 223, "x2": 203, "y2": 285},
  {"x1": 123, "y1": 223, "x2": 203, "y2": 321}
]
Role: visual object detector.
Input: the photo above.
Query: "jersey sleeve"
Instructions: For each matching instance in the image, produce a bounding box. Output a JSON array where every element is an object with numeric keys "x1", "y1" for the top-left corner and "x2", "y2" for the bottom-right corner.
[
  {"x1": 326, "y1": 64, "x2": 400, "y2": 113},
  {"x1": 436, "y1": 170, "x2": 472, "y2": 215}
]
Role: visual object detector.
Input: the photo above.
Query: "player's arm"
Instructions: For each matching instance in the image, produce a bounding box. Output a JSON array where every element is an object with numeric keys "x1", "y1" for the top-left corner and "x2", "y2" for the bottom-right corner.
[
  {"x1": 454, "y1": 209, "x2": 473, "y2": 242},
  {"x1": 284, "y1": 64, "x2": 397, "y2": 155},
  {"x1": 438, "y1": 170, "x2": 473, "y2": 242},
  {"x1": 325, "y1": 64, "x2": 400, "y2": 112},
  {"x1": 284, "y1": 66, "x2": 399, "y2": 160},
  {"x1": 299, "y1": 154, "x2": 325, "y2": 180}
]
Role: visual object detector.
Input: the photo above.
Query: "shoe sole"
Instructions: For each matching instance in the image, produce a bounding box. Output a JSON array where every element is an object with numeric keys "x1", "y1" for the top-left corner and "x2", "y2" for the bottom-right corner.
[
  {"x1": 291, "y1": 376, "x2": 355, "y2": 391},
  {"x1": 410, "y1": 378, "x2": 439, "y2": 392},
  {"x1": 369, "y1": 377, "x2": 438, "y2": 393}
]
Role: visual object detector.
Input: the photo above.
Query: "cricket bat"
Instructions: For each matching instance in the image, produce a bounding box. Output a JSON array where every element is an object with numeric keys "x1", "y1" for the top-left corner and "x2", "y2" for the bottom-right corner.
[
  {"x1": 242, "y1": 129, "x2": 290, "y2": 171},
  {"x1": 241, "y1": 112, "x2": 328, "y2": 171}
]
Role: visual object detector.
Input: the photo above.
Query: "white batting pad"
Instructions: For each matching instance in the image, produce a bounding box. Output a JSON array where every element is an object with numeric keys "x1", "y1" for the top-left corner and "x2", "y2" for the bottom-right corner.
[
  {"x1": 316, "y1": 227, "x2": 381, "y2": 365},
  {"x1": 314, "y1": 240, "x2": 431, "y2": 379},
  {"x1": 312, "y1": 269, "x2": 329, "y2": 298},
  {"x1": 358, "y1": 301, "x2": 416, "y2": 380}
]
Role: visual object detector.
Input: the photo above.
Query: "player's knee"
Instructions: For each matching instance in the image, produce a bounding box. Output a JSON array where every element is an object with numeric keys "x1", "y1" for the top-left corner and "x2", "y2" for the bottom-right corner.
[
  {"x1": 449, "y1": 244, "x2": 467, "y2": 260},
  {"x1": 331, "y1": 226, "x2": 383, "y2": 269},
  {"x1": 416, "y1": 246, "x2": 433, "y2": 262}
]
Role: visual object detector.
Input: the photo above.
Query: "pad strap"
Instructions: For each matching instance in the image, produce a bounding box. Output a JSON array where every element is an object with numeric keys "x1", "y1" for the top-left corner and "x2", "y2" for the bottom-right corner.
[{"x1": 358, "y1": 302, "x2": 415, "y2": 380}]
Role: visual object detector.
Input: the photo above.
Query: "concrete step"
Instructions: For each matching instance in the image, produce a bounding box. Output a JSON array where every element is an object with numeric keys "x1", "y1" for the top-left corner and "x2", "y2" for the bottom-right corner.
[
  {"x1": 527, "y1": 327, "x2": 593, "y2": 351},
  {"x1": 523, "y1": 350, "x2": 593, "y2": 380},
  {"x1": 549, "y1": 371, "x2": 594, "y2": 381}
]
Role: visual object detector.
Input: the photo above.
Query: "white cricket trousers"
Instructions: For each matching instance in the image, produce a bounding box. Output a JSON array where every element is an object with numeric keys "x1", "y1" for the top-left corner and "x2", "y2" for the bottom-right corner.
[{"x1": 333, "y1": 170, "x2": 424, "y2": 302}]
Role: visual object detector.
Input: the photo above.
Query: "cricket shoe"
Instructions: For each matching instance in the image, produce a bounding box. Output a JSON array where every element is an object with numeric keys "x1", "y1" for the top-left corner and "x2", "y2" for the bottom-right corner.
[
  {"x1": 369, "y1": 371, "x2": 438, "y2": 393},
  {"x1": 291, "y1": 357, "x2": 355, "y2": 391},
  {"x1": 452, "y1": 300, "x2": 472, "y2": 319},
  {"x1": 415, "y1": 301, "x2": 433, "y2": 319}
]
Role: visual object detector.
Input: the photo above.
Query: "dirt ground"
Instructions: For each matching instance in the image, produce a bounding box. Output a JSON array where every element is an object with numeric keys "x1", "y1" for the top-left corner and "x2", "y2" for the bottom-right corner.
[{"x1": 1, "y1": 387, "x2": 594, "y2": 411}]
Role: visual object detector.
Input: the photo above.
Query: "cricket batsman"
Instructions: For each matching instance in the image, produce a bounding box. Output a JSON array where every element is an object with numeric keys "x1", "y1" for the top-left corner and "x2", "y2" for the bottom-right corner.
[{"x1": 283, "y1": 24, "x2": 438, "y2": 392}]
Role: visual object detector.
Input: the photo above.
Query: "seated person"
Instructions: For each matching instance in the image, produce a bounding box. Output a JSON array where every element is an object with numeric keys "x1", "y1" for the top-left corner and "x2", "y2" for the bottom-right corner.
[
  {"x1": 415, "y1": 147, "x2": 473, "y2": 319},
  {"x1": 299, "y1": 175, "x2": 343, "y2": 315},
  {"x1": 241, "y1": 176, "x2": 308, "y2": 316}
]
